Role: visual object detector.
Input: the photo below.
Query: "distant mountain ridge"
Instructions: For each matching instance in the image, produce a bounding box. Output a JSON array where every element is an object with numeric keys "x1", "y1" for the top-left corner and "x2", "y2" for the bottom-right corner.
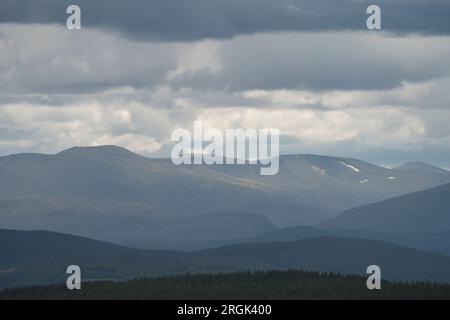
[
  {"x1": 396, "y1": 161, "x2": 449, "y2": 173},
  {"x1": 209, "y1": 225, "x2": 450, "y2": 257},
  {"x1": 320, "y1": 183, "x2": 450, "y2": 234},
  {"x1": 1, "y1": 145, "x2": 450, "y2": 249}
]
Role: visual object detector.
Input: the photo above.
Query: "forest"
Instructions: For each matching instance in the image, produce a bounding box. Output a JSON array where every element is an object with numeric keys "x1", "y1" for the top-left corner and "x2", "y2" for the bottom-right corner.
[{"x1": 2, "y1": 270, "x2": 450, "y2": 300}]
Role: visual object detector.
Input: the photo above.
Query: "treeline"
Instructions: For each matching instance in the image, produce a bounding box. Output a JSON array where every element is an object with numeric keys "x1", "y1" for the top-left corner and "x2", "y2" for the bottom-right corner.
[{"x1": 1, "y1": 270, "x2": 450, "y2": 300}]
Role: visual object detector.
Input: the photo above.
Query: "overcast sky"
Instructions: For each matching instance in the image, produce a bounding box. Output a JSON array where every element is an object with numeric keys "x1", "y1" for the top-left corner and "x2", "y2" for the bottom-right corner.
[{"x1": 1, "y1": 0, "x2": 450, "y2": 168}]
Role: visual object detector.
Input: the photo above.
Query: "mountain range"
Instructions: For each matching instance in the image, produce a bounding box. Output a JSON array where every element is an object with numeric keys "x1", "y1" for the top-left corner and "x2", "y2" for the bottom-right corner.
[
  {"x1": 1, "y1": 146, "x2": 450, "y2": 290},
  {"x1": 1, "y1": 145, "x2": 449, "y2": 250}
]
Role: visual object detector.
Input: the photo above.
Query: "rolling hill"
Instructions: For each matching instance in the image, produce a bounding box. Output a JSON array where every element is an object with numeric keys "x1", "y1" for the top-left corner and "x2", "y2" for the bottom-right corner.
[
  {"x1": 2, "y1": 229, "x2": 450, "y2": 289},
  {"x1": 208, "y1": 225, "x2": 450, "y2": 257},
  {"x1": 320, "y1": 183, "x2": 450, "y2": 234}
]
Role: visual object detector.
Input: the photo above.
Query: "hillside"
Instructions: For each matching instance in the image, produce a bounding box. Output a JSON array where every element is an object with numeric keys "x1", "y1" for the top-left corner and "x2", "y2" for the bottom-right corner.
[
  {"x1": 2, "y1": 271, "x2": 450, "y2": 300},
  {"x1": 320, "y1": 183, "x2": 450, "y2": 233},
  {"x1": 218, "y1": 226, "x2": 450, "y2": 257},
  {"x1": 396, "y1": 161, "x2": 449, "y2": 173},
  {"x1": 2, "y1": 230, "x2": 450, "y2": 289},
  {"x1": 1, "y1": 146, "x2": 450, "y2": 249},
  {"x1": 0, "y1": 146, "x2": 289, "y2": 249},
  {"x1": 186, "y1": 237, "x2": 450, "y2": 283},
  {"x1": 0, "y1": 229, "x2": 181, "y2": 289}
]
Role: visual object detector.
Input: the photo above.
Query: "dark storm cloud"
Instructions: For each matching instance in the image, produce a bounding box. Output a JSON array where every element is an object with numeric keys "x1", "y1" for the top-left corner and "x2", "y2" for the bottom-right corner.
[{"x1": 1, "y1": 0, "x2": 449, "y2": 41}]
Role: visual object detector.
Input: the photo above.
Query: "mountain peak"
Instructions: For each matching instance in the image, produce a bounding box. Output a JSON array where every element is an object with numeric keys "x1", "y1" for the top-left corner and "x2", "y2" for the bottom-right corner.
[
  {"x1": 57, "y1": 145, "x2": 140, "y2": 158},
  {"x1": 396, "y1": 161, "x2": 448, "y2": 173}
]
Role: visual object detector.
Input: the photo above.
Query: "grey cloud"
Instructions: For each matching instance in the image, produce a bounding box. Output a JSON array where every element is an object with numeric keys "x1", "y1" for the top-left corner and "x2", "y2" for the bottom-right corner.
[
  {"x1": 2, "y1": 24, "x2": 450, "y2": 98},
  {"x1": 0, "y1": 25, "x2": 177, "y2": 95},
  {"x1": 3, "y1": 22, "x2": 450, "y2": 95},
  {"x1": 1, "y1": 0, "x2": 449, "y2": 41},
  {"x1": 171, "y1": 32, "x2": 450, "y2": 91}
]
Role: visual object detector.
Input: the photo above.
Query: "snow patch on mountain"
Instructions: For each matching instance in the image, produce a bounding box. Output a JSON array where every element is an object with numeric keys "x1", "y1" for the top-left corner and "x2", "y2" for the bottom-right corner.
[
  {"x1": 311, "y1": 165, "x2": 326, "y2": 176},
  {"x1": 340, "y1": 161, "x2": 360, "y2": 173}
]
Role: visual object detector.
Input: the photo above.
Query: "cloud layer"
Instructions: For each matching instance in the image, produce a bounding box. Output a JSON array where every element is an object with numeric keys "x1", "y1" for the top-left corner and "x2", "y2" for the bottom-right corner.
[
  {"x1": 1, "y1": 0, "x2": 449, "y2": 40},
  {"x1": 0, "y1": 2, "x2": 450, "y2": 168}
]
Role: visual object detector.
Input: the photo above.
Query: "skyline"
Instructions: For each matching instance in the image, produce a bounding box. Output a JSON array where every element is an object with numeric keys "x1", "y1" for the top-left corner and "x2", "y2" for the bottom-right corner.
[
  {"x1": 1, "y1": 1, "x2": 450, "y2": 168},
  {"x1": 1, "y1": 144, "x2": 449, "y2": 172}
]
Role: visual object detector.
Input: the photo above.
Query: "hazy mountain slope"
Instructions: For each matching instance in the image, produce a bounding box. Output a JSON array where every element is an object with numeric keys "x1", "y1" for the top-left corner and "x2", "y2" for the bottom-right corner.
[
  {"x1": 0, "y1": 146, "x2": 305, "y2": 248},
  {"x1": 217, "y1": 226, "x2": 450, "y2": 257},
  {"x1": 116, "y1": 211, "x2": 276, "y2": 250},
  {"x1": 0, "y1": 146, "x2": 289, "y2": 211},
  {"x1": 0, "y1": 229, "x2": 137, "y2": 263},
  {"x1": 1, "y1": 146, "x2": 450, "y2": 249},
  {"x1": 0, "y1": 199, "x2": 275, "y2": 250},
  {"x1": 396, "y1": 161, "x2": 449, "y2": 173},
  {"x1": 187, "y1": 237, "x2": 450, "y2": 283},
  {"x1": 208, "y1": 154, "x2": 450, "y2": 214},
  {"x1": 243, "y1": 225, "x2": 327, "y2": 243},
  {"x1": 0, "y1": 229, "x2": 180, "y2": 289},
  {"x1": 320, "y1": 183, "x2": 450, "y2": 233},
  {"x1": 2, "y1": 230, "x2": 450, "y2": 289}
]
